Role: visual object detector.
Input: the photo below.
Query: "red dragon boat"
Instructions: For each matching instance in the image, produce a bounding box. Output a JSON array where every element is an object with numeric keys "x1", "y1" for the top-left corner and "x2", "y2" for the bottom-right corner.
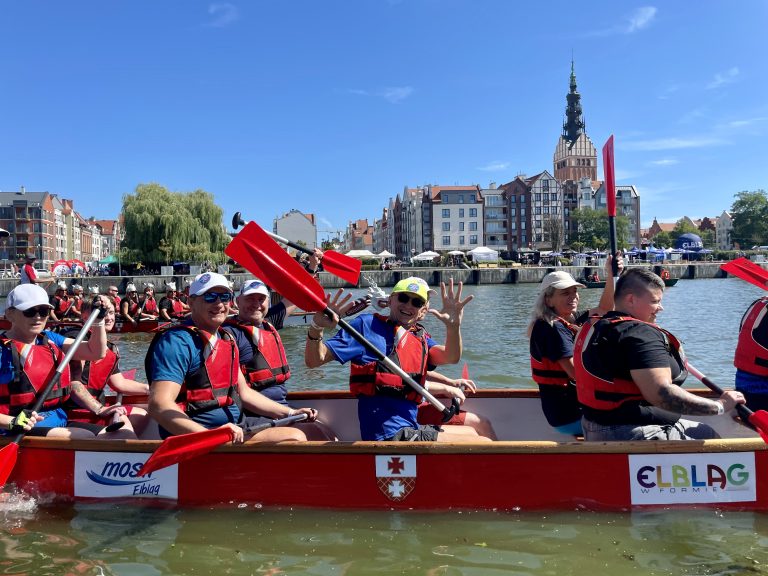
[
  {"x1": 2, "y1": 389, "x2": 766, "y2": 511},
  {"x1": 0, "y1": 317, "x2": 176, "y2": 334}
]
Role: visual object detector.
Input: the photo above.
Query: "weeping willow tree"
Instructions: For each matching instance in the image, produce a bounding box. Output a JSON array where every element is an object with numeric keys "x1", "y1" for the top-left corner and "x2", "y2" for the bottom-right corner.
[{"x1": 121, "y1": 183, "x2": 230, "y2": 265}]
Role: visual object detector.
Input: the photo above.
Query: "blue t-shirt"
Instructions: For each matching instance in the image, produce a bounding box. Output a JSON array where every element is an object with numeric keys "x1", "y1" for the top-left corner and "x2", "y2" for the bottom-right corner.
[
  {"x1": 324, "y1": 314, "x2": 436, "y2": 441},
  {"x1": 148, "y1": 327, "x2": 241, "y2": 431}
]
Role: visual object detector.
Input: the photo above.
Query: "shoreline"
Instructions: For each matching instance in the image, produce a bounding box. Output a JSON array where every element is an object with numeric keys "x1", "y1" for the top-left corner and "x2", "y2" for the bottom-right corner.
[{"x1": 2, "y1": 262, "x2": 759, "y2": 296}]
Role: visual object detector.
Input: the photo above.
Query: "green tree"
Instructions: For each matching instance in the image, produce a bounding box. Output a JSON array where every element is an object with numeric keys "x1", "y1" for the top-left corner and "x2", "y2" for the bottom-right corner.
[
  {"x1": 731, "y1": 190, "x2": 768, "y2": 248},
  {"x1": 121, "y1": 183, "x2": 230, "y2": 265},
  {"x1": 651, "y1": 231, "x2": 672, "y2": 248},
  {"x1": 570, "y1": 207, "x2": 630, "y2": 251}
]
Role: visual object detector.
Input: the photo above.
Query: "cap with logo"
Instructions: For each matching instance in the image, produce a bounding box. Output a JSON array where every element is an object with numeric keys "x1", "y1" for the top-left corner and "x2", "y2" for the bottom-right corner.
[
  {"x1": 190, "y1": 272, "x2": 232, "y2": 296},
  {"x1": 240, "y1": 279, "x2": 270, "y2": 297},
  {"x1": 391, "y1": 277, "x2": 436, "y2": 301}
]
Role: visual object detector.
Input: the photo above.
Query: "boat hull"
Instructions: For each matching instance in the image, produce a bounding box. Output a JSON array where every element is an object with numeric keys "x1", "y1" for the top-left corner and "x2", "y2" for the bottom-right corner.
[{"x1": 2, "y1": 390, "x2": 765, "y2": 511}]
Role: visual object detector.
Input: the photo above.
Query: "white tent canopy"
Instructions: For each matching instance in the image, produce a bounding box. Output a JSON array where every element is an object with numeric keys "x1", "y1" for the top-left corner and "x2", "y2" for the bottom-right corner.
[
  {"x1": 345, "y1": 249, "x2": 376, "y2": 259},
  {"x1": 467, "y1": 246, "x2": 499, "y2": 262},
  {"x1": 447, "y1": 250, "x2": 465, "y2": 256},
  {"x1": 412, "y1": 250, "x2": 440, "y2": 261},
  {"x1": 377, "y1": 250, "x2": 395, "y2": 258}
]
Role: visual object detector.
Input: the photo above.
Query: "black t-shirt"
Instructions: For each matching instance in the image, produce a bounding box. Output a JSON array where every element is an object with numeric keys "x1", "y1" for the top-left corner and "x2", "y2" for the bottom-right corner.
[{"x1": 581, "y1": 312, "x2": 685, "y2": 425}]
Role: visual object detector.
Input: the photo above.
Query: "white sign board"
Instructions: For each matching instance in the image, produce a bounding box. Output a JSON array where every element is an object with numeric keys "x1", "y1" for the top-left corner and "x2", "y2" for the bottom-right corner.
[{"x1": 74, "y1": 451, "x2": 178, "y2": 500}]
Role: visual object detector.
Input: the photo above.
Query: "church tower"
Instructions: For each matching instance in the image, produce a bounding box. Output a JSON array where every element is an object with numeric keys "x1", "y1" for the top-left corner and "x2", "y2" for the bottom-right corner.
[{"x1": 553, "y1": 61, "x2": 597, "y2": 182}]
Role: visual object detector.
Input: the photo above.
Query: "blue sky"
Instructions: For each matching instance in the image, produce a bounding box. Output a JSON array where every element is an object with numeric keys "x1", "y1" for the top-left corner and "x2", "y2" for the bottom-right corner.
[{"x1": 2, "y1": 1, "x2": 766, "y2": 240}]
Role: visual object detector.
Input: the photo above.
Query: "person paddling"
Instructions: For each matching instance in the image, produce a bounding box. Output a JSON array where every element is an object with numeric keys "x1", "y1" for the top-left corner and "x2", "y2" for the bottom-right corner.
[{"x1": 734, "y1": 294, "x2": 768, "y2": 410}]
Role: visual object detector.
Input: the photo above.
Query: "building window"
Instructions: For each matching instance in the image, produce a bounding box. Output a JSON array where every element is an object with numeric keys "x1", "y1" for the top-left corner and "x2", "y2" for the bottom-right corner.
[
  {"x1": 442, "y1": 236, "x2": 450, "y2": 245},
  {"x1": 442, "y1": 208, "x2": 450, "y2": 218},
  {"x1": 543, "y1": 207, "x2": 549, "y2": 214},
  {"x1": 470, "y1": 235, "x2": 478, "y2": 244},
  {"x1": 469, "y1": 208, "x2": 477, "y2": 217},
  {"x1": 459, "y1": 235, "x2": 465, "y2": 245},
  {"x1": 534, "y1": 193, "x2": 541, "y2": 202},
  {"x1": 511, "y1": 222, "x2": 516, "y2": 230},
  {"x1": 521, "y1": 208, "x2": 526, "y2": 216},
  {"x1": 509, "y1": 195, "x2": 516, "y2": 203},
  {"x1": 469, "y1": 222, "x2": 478, "y2": 231},
  {"x1": 442, "y1": 222, "x2": 450, "y2": 231},
  {"x1": 459, "y1": 222, "x2": 465, "y2": 231},
  {"x1": 469, "y1": 194, "x2": 475, "y2": 203},
  {"x1": 542, "y1": 180, "x2": 549, "y2": 191},
  {"x1": 521, "y1": 222, "x2": 526, "y2": 230},
  {"x1": 510, "y1": 207, "x2": 516, "y2": 216},
  {"x1": 459, "y1": 195, "x2": 464, "y2": 204},
  {"x1": 459, "y1": 208, "x2": 464, "y2": 218},
  {"x1": 535, "y1": 207, "x2": 542, "y2": 215}
]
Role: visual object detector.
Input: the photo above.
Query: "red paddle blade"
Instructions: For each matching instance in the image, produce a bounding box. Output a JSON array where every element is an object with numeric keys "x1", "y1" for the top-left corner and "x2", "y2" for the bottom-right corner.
[
  {"x1": 137, "y1": 427, "x2": 234, "y2": 476},
  {"x1": 461, "y1": 363, "x2": 469, "y2": 380},
  {"x1": 0, "y1": 442, "x2": 19, "y2": 488},
  {"x1": 320, "y1": 250, "x2": 362, "y2": 285},
  {"x1": 227, "y1": 222, "x2": 327, "y2": 313},
  {"x1": 747, "y1": 410, "x2": 768, "y2": 443},
  {"x1": 602, "y1": 135, "x2": 616, "y2": 217},
  {"x1": 721, "y1": 258, "x2": 768, "y2": 291}
]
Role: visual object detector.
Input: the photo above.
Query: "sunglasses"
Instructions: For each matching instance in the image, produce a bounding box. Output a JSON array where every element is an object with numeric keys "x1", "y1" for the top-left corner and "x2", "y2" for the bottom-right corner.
[
  {"x1": 201, "y1": 291, "x2": 233, "y2": 303},
  {"x1": 396, "y1": 293, "x2": 426, "y2": 308},
  {"x1": 21, "y1": 306, "x2": 51, "y2": 318}
]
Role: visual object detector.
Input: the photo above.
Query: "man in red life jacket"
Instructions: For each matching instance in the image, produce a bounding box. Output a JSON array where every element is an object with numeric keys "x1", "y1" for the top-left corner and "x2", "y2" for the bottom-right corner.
[
  {"x1": 68, "y1": 284, "x2": 85, "y2": 319},
  {"x1": 158, "y1": 282, "x2": 188, "y2": 321},
  {"x1": 574, "y1": 268, "x2": 745, "y2": 441},
  {"x1": 734, "y1": 296, "x2": 768, "y2": 410},
  {"x1": 49, "y1": 281, "x2": 74, "y2": 322},
  {"x1": 146, "y1": 272, "x2": 318, "y2": 443}
]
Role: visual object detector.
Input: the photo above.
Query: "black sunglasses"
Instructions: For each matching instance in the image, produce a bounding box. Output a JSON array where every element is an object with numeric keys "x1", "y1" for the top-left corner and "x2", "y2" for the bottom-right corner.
[
  {"x1": 396, "y1": 293, "x2": 426, "y2": 308},
  {"x1": 201, "y1": 292, "x2": 233, "y2": 303},
  {"x1": 21, "y1": 306, "x2": 51, "y2": 318}
]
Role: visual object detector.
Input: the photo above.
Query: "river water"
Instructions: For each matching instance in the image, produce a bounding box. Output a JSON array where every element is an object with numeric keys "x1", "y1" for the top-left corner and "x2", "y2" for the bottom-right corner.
[{"x1": 2, "y1": 277, "x2": 768, "y2": 575}]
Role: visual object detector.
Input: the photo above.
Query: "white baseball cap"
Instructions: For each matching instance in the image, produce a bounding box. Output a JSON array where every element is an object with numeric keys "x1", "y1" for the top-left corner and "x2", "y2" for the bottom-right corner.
[
  {"x1": 540, "y1": 271, "x2": 585, "y2": 292},
  {"x1": 240, "y1": 279, "x2": 270, "y2": 297},
  {"x1": 6, "y1": 284, "x2": 54, "y2": 311},
  {"x1": 190, "y1": 272, "x2": 232, "y2": 296}
]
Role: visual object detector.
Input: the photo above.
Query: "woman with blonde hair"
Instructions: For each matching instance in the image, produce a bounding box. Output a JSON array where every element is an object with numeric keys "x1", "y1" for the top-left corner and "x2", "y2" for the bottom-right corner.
[{"x1": 527, "y1": 255, "x2": 622, "y2": 435}]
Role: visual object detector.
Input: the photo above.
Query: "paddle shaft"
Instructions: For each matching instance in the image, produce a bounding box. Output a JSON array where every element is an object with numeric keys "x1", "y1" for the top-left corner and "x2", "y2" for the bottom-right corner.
[
  {"x1": 10, "y1": 310, "x2": 103, "y2": 444},
  {"x1": 686, "y1": 361, "x2": 755, "y2": 423},
  {"x1": 242, "y1": 412, "x2": 309, "y2": 434},
  {"x1": 333, "y1": 311, "x2": 456, "y2": 419}
]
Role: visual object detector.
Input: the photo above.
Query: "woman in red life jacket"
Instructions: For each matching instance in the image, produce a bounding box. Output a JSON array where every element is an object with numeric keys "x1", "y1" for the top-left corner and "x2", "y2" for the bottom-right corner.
[
  {"x1": 140, "y1": 284, "x2": 160, "y2": 319},
  {"x1": 48, "y1": 281, "x2": 73, "y2": 322},
  {"x1": 734, "y1": 296, "x2": 768, "y2": 410},
  {"x1": 573, "y1": 268, "x2": 745, "y2": 441},
  {"x1": 120, "y1": 283, "x2": 142, "y2": 325},
  {"x1": 65, "y1": 298, "x2": 152, "y2": 438},
  {"x1": 158, "y1": 282, "x2": 189, "y2": 321},
  {"x1": 527, "y1": 255, "x2": 622, "y2": 436},
  {"x1": 0, "y1": 284, "x2": 115, "y2": 439}
]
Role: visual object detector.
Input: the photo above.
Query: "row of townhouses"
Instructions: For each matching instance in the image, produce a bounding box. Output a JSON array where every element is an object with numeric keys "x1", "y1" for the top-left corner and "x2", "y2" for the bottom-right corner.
[{"x1": 0, "y1": 187, "x2": 121, "y2": 271}]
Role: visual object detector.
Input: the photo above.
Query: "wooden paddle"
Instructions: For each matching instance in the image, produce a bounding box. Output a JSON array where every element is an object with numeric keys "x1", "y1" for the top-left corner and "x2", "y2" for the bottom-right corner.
[
  {"x1": 721, "y1": 257, "x2": 768, "y2": 291},
  {"x1": 232, "y1": 212, "x2": 361, "y2": 285},
  {"x1": 686, "y1": 361, "x2": 768, "y2": 443},
  {"x1": 225, "y1": 221, "x2": 460, "y2": 423},
  {"x1": 136, "y1": 413, "x2": 309, "y2": 476},
  {"x1": 602, "y1": 135, "x2": 619, "y2": 278},
  {"x1": 0, "y1": 309, "x2": 104, "y2": 487}
]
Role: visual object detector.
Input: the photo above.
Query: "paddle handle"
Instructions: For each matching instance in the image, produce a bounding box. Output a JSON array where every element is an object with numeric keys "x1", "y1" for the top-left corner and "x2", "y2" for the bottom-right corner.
[
  {"x1": 335, "y1": 313, "x2": 459, "y2": 422},
  {"x1": 11, "y1": 310, "x2": 103, "y2": 444},
  {"x1": 686, "y1": 361, "x2": 754, "y2": 422},
  {"x1": 264, "y1": 229, "x2": 310, "y2": 256},
  {"x1": 105, "y1": 393, "x2": 125, "y2": 433},
  {"x1": 241, "y1": 413, "x2": 309, "y2": 434},
  {"x1": 608, "y1": 218, "x2": 619, "y2": 278}
]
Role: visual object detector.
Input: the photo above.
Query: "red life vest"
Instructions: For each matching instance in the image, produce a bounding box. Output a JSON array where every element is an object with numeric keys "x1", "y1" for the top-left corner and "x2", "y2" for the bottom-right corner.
[
  {"x1": 80, "y1": 341, "x2": 120, "y2": 403},
  {"x1": 52, "y1": 295, "x2": 72, "y2": 316},
  {"x1": 530, "y1": 317, "x2": 578, "y2": 387},
  {"x1": 574, "y1": 315, "x2": 686, "y2": 412},
  {"x1": 225, "y1": 319, "x2": 290, "y2": 390},
  {"x1": 142, "y1": 297, "x2": 158, "y2": 314},
  {"x1": 171, "y1": 298, "x2": 185, "y2": 316},
  {"x1": 734, "y1": 297, "x2": 768, "y2": 377},
  {"x1": 146, "y1": 325, "x2": 239, "y2": 416},
  {"x1": 124, "y1": 299, "x2": 140, "y2": 316},
  {"x1": 660, "y1": 269, "x2": 671, "y2": 280},
  {"x1": 0, "y1": 333, "x2": 72, "y2": 417},
  {"x1": 349, "y1": 314, "x2": 428, "y2": 404}
]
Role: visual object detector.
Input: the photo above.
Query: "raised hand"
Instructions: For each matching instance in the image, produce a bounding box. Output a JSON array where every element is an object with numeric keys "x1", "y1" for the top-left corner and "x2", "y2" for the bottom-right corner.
[
  {"x1": 427, "y1": 280, "x2": 474, "y2": 328},
  {"x1": 311, "y1": 289, "x2": 354, "y2": 330}
]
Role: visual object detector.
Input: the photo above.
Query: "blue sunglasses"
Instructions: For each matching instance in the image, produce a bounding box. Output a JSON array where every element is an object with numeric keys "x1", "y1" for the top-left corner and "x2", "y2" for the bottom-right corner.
[{"x1": 201, "y1": 292, "x2": 233, "y2": 303}]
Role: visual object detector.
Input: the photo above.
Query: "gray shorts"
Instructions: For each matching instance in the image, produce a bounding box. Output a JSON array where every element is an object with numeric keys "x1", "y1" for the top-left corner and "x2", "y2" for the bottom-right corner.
[
  {"x1": 387, "y1": 425, "x2": 441, "y2": 442},
  {"x1": 582, "y1": 417, "x2": 721, "y2": 441}
]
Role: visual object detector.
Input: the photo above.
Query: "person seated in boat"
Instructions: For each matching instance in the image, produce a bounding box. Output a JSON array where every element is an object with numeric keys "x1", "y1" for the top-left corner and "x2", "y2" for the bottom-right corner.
[
  {"x1": 527, "y1": 256, "x2": 622, "y2": 436},
  {"x1": 146, "y1": 272, "x2": 319, "y2": 443},
  {"x1": 222, "y1": 279, "x2": 336, "y2": 440},
  {"x1": 589, "y1": 271, "x2": 600, "y2": 283},
  {"x1": 140, "y1": 284, "x2": 160, "y2": 319},
  {"x1": 49, "y1": 281, "x2": 74, "y2": 322},
  {"x1": 0, "y1": 284, "x2": 124, "y2": 439},
  {"x1": 67, "y1": 284, "x2": 85, "y2": 320},
  {"x1": 734, "y1": 295, "x2": 768, "y2": 411},
  {"x1": 107, "y1": 285, "x2": 121, "y2": 309},
  {"x1": 60, "y1": 297, "x2": 152, "y2": 438},
  {"x1": 120, "y1": 283, "x2": 143, "y2": 325},
  {"x1": 305, "y1": 277, "x2": 492, "y2": 442},
  {"x1": 158, "y1": 282, "x2": 189, "y2": 321},
  {"x1": 573, "y1": 268, "x2": 745, "y2": 441}
]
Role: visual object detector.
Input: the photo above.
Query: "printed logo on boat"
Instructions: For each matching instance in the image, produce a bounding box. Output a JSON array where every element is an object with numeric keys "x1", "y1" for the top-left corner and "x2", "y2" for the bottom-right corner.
[
  {"x1": 74, "y1": 452, "x2": 178, "y2": 500},
  {"x1": 628, "y1": 452, "x2": 756, "y2": 505},
  {"x1": 375, "y1": 455, "x2": 416, "y2": 501}
]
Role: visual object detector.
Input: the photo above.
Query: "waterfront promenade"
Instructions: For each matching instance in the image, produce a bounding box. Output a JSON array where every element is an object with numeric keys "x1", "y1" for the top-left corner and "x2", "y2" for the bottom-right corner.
[{"x1": 1, "y1": 261, "x2": 756, "y2": 296}]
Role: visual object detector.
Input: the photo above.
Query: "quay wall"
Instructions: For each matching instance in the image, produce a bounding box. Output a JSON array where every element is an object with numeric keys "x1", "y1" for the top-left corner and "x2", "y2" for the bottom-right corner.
[{"x1": 0, "y1": 262, "x2": 754, "y2": 297}]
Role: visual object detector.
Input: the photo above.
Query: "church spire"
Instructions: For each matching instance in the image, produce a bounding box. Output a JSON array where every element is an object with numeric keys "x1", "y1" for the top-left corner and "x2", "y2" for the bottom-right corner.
[{"x1": 562, "y1": 60, "x2": 586, "y2": 143}]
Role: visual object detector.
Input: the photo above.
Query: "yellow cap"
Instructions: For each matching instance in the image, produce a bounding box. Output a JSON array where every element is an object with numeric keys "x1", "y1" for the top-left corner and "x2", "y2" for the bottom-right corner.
[{"x1": 391, "y1": 277, "x2": 435, "y2": 301}]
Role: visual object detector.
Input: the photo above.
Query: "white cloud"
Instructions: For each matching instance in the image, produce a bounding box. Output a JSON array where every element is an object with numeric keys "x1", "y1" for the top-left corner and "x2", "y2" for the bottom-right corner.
[
  {"x1": 206, "y1": 3, "x2": 239, "y2": 28},
  {"x1": 380, "y1": 86, "x2": 413, "y2": 104},
  {"x1": 318, "y1": 217, "x2": 334, "y2": 230},
  {"x1": 724, "y1": 117, "x2": 768, "y2": 128},
  {"x1": 623, "y1": 136, "x2": 727, "y2": 151},
  {"x1": 626, "y1": 6, "x2": 657, "y2": 33},
  {"x1": 706, "y1": 67, "x2": 739, "y2": 89},
  {"x1": 348, "y1": 89, "x2": 369, "y2": 96},
  {"x1": 477, "y1": 161, "x2": 510, "y2": 172},
  {"x1": 648, "y1": 159, "x2": 679, "y2": 166}
]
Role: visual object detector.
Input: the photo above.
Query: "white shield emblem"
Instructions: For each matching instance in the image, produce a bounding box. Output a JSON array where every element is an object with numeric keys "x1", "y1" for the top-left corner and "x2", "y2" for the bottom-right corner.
[{"x1": 375, "y1": 455, "x2": 416, "y2": 501}]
